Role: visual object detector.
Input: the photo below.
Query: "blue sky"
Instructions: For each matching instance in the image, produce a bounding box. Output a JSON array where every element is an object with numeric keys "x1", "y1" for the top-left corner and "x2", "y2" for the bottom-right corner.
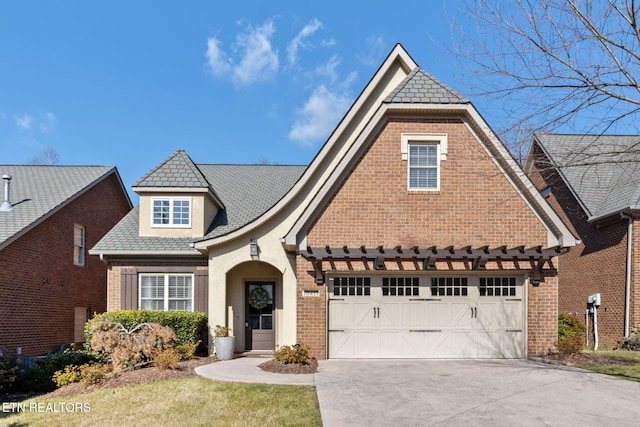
[{"x1": 0, "y1": 1, "x2": 476, "y2": 201}]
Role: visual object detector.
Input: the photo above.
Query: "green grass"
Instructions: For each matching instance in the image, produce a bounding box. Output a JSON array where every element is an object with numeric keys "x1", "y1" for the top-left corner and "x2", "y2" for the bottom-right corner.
[
  {"x1": 0, "y1": 377, "x2": 322, "y2": 427},
  {"x1": 575, "y1": 350, "x2": 640, "y2": 382}
]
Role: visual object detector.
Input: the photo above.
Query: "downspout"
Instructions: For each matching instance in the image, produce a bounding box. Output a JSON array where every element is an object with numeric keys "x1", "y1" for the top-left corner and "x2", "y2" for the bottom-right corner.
[{"x1": 621, "y1": 212, "x2": 633, "y2": 338}]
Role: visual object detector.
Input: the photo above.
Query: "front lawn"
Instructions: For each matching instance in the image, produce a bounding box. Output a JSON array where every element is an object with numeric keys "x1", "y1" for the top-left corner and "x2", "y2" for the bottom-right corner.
[{"x1": 1, "y1": 377, "x2": 321, "y2": 427}]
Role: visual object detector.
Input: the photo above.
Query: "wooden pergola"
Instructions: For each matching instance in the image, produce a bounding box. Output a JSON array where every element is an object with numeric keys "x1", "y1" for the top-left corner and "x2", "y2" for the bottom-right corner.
[{"x1": 300, "y1": 245, "x2": 566, "y2": 285}]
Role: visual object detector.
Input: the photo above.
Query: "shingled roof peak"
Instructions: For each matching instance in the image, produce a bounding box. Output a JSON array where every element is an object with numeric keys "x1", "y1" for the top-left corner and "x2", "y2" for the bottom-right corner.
[
  {"x1": 133, "y1": 148, "x2": 209, "y2": 189},
  {"x1": 384, "y1": 67, "x2": 469, "y2": 105}
]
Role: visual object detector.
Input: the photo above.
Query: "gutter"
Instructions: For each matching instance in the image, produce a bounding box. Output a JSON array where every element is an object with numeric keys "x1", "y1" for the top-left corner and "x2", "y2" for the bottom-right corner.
[{"x1": 621, "y1": 212, "x2": 633, "y2": 337}]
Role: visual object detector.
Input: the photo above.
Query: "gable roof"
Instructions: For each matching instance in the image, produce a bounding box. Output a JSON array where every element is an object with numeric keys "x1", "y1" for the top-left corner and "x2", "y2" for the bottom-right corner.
[
  {"x1": 90, "y1": 164, "x2": 306, "y2": 255},
  {"x1": 0, "y1": 165, "x2": 130, "y2": 251},
  {"x1": 531, "y1": 134, "x2": 640, "y2": 221},
  {"x1": 279, "y1": 45, "x2": 578, "y2": 250}
]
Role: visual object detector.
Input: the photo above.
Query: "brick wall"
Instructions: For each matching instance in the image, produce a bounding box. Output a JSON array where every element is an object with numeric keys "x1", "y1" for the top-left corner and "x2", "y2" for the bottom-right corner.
[
  {"x1": 528, "y1": 273, "x2": 559, "y2": 356},
  {"x1": 296, "y1": 257, "x2": 327, "y2": 359},
  {"x1": 298, "y1": 118, "x2": 558, "y2": 358},
  {"x1": 529, "y1": 143, "x2": 629, "y2": 349},
  {"x1": 0, "y1": 173, "x2": 130, "y2": 356}
]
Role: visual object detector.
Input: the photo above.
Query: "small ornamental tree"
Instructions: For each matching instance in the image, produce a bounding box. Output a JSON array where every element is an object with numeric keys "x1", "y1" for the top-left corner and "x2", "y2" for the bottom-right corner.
[{"x1": 88, "y1": 319, "x2": 176, "y2": 370}]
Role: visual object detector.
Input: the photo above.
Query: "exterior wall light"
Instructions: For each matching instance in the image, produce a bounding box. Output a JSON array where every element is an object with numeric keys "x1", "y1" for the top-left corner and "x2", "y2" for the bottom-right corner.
[{"x1": 250, "y1": 238, "x2": 259, "y2": 257}]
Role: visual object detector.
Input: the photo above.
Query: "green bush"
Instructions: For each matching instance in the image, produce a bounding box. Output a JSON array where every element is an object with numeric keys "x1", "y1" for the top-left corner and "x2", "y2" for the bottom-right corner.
[
  {"x1": 85, "y1": 310, "x2": 208, "y2": 353},
  {"x1": 17, "y1": 348, "x2": 101, "y2": 393},
  {"x1": 52, "y1": 365, "x2": 82, "y2": 387},
  {"x1": 558, "y1": 312, "x2": 586, "y2": 354},
  {"x1": 0, "y1": 356, "x2": 20, "y2": 393},
  {"x1": 275, "y1": 344, "x2": 310, "y2": 365},
  {"x1": 79, "y1": 362, "x2": 111, "y2": 385},
  {"x1": 175, "y1": 341, "x2": 200, "y2": 360},
  {"x1": 154, "y1": 348, "x2": 181, "y2": 370}
]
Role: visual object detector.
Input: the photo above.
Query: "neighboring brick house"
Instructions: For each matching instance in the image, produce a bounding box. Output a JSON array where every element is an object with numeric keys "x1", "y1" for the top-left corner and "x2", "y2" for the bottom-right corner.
[
  {"x1": 0, "y1": 166, "x2": 132, "y2": 357},
  {"x1": 91, "y1": 44, "x2": 577, "y2": 360},
  {"x1": 526, "y1": 134, "x2": 640, "y2": 349}
]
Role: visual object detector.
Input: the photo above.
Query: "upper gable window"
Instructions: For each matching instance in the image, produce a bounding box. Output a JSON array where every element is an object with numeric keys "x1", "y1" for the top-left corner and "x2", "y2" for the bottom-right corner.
[
  {"x1": 409, "y1": 144, "x2": 439, "y2": 190},
  {"x1": 402, "y1": 133, "x2": 447, "y2": 191},
  {"x1": 152, "y1": 198, "x2": 191, "y2": 227}
]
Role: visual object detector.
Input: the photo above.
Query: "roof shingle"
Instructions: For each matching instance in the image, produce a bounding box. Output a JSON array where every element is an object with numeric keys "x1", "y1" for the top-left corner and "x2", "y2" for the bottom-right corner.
[{"x1": 0, "y1": 166, "x2": 114, "y2": 247}]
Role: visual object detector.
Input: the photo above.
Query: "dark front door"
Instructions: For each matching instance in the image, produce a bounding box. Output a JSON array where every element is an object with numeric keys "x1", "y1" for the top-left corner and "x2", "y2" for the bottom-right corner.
[{"x1": 245, "y1": 282, "x2": 275, "y2": 351}]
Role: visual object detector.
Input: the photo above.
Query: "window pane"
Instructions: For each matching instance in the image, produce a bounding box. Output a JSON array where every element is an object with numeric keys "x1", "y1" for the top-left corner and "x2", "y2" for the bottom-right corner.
[
  {"x1": 141, "y1": 275, "x2": 164, "y2": 298},
  {"x1": 168, "y1": 300, "x2": 191, "y2": 311},
  {"x1": 153, "y1": 200, "x2": 170, "y2": 225},
  {"x1": 410, "y1": 168, "x2": 437, "y2": 189},
  {"x1": 172, "y1": 200, "x2": 190, "y2": 225},
  {"x1": 168, "y1": 275, "x2": 192, "y2": 298}
]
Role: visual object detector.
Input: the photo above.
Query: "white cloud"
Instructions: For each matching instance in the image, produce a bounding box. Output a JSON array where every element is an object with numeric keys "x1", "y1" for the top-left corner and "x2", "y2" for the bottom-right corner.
[
  {"x1": 206, "y1": 37, "x2": 232, "y2": 77},
  {"x1": 287, "y1": 19, "x2": 323, "y2": 66},
  {"x1": 15, "y1": 114, "x2": 33, "y2": 130},
  {"x1": 232, "y1": 20, "x2": 279, "y2": 86},
  {"x1": 288, "y1": 85, "x2": 352, "y2": 146},
  {"x1": 206, "y1": 20, "x2": 279, "y2": 87},
  {"x1": 314, "y1": 55, "x2": 341, "y2": 84}
]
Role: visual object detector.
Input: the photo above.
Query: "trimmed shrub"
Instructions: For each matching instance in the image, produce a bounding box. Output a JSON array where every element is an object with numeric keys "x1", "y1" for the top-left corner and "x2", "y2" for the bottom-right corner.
[
  {"x1": 558, "y1": 312, "x2": 586, "y2": 354},
  {"x1": 79, "y1": 362, "x2": 111, "y2": 385},
  {"x1": 52, "y1": 365, "x2": 82, "y2": 387},
  {"x1": 275, "y1": 344, "x2": 310, "y2": 365},
  {"x1": 86, "y1": 310, "x2": 208, "y2": 352},
  {"x1": 154, "y1": 348, "x2": 181, "y2": 370},
  {"x1": 175, "y1": 341, "x2": 200, "y2": 360}
]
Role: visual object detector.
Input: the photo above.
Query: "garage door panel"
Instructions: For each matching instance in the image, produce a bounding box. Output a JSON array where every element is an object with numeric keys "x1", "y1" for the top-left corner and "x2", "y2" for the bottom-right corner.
[
  {"x1": 381, "y1": 302, "x2": 424, "y2": 328},
  {"x1": 353, "y1": 331, "x2": 379, "y2": 356},
  {"x1": 329, "y1": 301, "x2": 375, "y2": 329},
  {"x1": 427, "y1": 302, "x2": 472, "y2": 329},
  {"x1": 477, "y1": 301, "x2": 522, "y2": 330},
  {"x1": 328, "y1": 331, "x2": 354, "y2": 358}
]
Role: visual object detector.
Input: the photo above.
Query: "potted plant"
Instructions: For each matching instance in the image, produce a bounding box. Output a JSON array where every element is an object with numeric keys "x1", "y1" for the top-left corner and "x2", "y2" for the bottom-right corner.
[{"x1": 214, "y1": 325, "x2": 235, "y2": 361}]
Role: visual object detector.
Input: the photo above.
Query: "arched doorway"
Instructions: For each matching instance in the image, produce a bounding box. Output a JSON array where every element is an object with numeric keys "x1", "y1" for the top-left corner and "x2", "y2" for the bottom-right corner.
[{"x1": 226, "y1": 261, "x2": 283, "y2": 352}]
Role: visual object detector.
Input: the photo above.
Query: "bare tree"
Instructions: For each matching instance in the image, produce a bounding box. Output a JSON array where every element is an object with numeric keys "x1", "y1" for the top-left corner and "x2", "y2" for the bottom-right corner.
[
  {"x1": 451, "y1": 0, "x2": 640, "y2": 160},
  {"x1": 28, "y1": 146, "x2": 60, "y2": 165}
]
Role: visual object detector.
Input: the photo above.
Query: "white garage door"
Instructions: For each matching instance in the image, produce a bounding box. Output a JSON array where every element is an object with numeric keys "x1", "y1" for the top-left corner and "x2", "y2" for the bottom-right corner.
[{"x1": 328, "y1": 276, "x2": 524, "y2": 359}]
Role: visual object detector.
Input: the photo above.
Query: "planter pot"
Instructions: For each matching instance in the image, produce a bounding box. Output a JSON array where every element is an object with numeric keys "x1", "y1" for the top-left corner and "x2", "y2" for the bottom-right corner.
[{"x1": 214, "y1": 336, "x2": 235, "y2": 361}]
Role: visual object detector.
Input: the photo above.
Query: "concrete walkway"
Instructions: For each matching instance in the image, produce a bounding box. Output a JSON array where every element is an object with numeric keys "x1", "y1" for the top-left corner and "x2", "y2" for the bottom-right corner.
[
  {"x1": 196, "y1": 357, "x2": 640, "y2": 426},
  {"x1": 195, "y1": 356, "x2": 314, "y2": 386}
]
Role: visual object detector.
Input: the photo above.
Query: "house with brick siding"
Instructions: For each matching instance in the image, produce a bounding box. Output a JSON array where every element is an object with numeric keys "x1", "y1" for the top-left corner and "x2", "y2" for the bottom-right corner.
[
  {"x1": 0, "y1": 166, "x2": 132, "y2": 357},
  {"x1": 526, "y1": 134, "x2": 640, "y2": 349},
  {"x1": 91, "y1": 44, "x2": 577, "y2": 360}
]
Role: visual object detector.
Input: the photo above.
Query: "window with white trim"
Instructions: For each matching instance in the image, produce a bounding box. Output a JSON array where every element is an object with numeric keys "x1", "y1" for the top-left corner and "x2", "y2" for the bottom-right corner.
[
  {"x1": 401, "y1": 133, "x2": 447, "y2": 191},
  {"x1": 73, "y1": 224, "x2": 85, "y2": 266},
  {"x1": 408, "y1": 143, "x2": 439, "y2": 190},
  {"x1": 139, "y1": 274, "x2": 193, "y2": 311},
  {"x1": 152, "y1": 198, "x2": 191, "y2": 227}
]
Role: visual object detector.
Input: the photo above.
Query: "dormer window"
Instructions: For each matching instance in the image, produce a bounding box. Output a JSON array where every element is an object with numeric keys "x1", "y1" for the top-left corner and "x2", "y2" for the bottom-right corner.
[{"x1": 152, "y1": 197, "x2": 191, "y2": 227}]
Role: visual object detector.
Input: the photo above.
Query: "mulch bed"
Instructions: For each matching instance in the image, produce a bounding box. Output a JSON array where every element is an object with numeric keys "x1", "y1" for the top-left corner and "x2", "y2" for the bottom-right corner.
[
  {"x1": 543, "y1": 352, "x2": 637, "y2": 366},
  {"x1": 258, "y1": 358, "x2": 318, "y2": 374},
  {"x1": 43, "y1": 356, "x2": 216, "y2": 399}
]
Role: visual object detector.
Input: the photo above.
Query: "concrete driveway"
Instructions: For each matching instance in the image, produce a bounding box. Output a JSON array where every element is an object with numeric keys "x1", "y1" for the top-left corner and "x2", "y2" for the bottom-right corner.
[{"x1": 314, "y1": 359, "x2": 640, "y2": 426}]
